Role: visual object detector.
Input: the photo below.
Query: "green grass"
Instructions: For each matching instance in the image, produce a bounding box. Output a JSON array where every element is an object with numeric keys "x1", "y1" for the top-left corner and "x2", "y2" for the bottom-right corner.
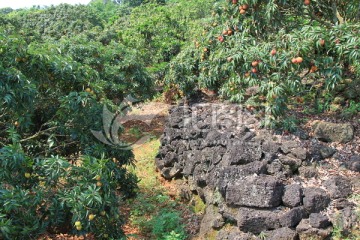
[
  {"x1": 129, "y1": 127, "x2": 143, "y2": 139},
  {"x1": 126, "y1": 139, "x2": 187, "y2": 240},
  {"x1": 191, "y1": 194, "x2": 206, "y2": 215},
  {"x1": 341, "y1": 100, "x2": 360, "y2": 119}
]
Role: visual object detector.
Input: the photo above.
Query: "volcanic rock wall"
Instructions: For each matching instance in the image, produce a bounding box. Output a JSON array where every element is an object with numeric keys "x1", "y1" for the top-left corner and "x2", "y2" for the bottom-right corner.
[{"x1": 155, "y1": 103, "x2": 358, "y2": 240}]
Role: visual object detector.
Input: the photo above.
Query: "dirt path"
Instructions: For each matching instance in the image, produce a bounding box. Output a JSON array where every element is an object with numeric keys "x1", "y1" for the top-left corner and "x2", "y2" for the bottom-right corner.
[
  {"x1": 121, "y1": 101, "x2": 201, "y2": 240},
  {"x1": 37, "y1": 101, "x2": 200, "y2": 240}
]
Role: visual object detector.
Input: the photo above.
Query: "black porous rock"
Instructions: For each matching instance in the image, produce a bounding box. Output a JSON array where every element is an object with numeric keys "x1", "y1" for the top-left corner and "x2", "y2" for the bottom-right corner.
[
  {"x1": 309, "y1": 213, "x2": 331, "y2": 229},
  {"x1": 346, "y1": 155, "x2": 360, "y2": 172},
  {"x1": 279, "y1": 155, "x2": 302, "y2": 171},
  {"x1": 160, "y1": 164, "x2": 182, "y2": 179},
  {"x1": 280, "y1": 141, "x2": 300, "y2": 154},
  {"x1": 298, "y1": 166, "x2": 318, "y2": 178},
  {"x1": 282, "y1": 184, "x2": 303, "y2": 208},
  {"x1": 261, "y1": 139, "x2": 280, "y2": 156},
  {"x1": 222, "y1": 142, "x2": 262, "y2": 165},
  {"x1": 296, "y1": 218, "x2": 332, "y2": 240},
  {"x1": 237, "y1": 208, "x2": 280, "y2": 234},
  {"x1": 156, "y1": 103, "x2": 358, "y2": 239},
  {"x1": 226, "y1": 175, "x2": 283, "y2": 208},
  {"x1": 290, "y1": 147, "x2": 307, "y2": 160},
  {"x1": 265, "y1": 227, "x2": 298, "y2": 240},
  {"x1": 216, "y1": 161, "x2": 267, "y2": 195},
  {"x1": 303, "y1": 188, "x2": 330, "y2": 213},
  {"x1": 267, "y1": 159, "x2": 283, "y2": 174},
  {"x1": 279, "y1": 207, "x2": 305, "y2": 228},
  {"x1": 323, "y1": 176, "x2": 352, "y2": 199},
  {"x1": 310, "y1": 144, "x2": 337, "y2": 161}
]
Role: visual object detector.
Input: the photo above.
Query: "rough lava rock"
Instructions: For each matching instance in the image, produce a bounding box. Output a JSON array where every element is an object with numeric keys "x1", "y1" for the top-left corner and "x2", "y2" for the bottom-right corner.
[
  {"x1": 223, "y1": 142, "x2": 262, "y2": 165},
  {"x1": 309, "y1": 213, "x2": 331, "y2": 229},
  {"x1": 309, "y1": 143, "x2": 337, "y2": 161},
  {"x1": 265, "y1": 227, "x2": 298, "y2": 240},
  {"x1": 303, "y1": 188, "x2": 331, "y2": 213},
  {"x1": 216, "y1": 161, "x2": 267, "y2": 194},
  {"x1": 312, "y1": 121, "x2": 354, "y2": 143},
  {"x1": 278, "y1": 207, "x2": 305, "y2": 228},
  {"x1": 298, "y1": 166, "x2": 318, "y2": 178},
  {"x1": 226, "y1": 175, "x2": 283, "y2": 208},
  {"x1": 296, "y1": 219, "x2": 332, "y2": 240},
  {"x1": 156, "y1": 103, "x2": 358, "y2": 239},
  {"x1": 279, "y1": 155, "x2": 302, "y2": 171},
  {"x1": 323, "y1": 176, "x2": 352, "y2": 199},
  {"x1": 347, "y1": 155, "x2": 360, "y2": 172},
  {"x1": 282, "y1": 184, "x2": 303, "y2": 208},
  {"x1": 237, "y1": 208, "x2": 279, "y2": 234}
]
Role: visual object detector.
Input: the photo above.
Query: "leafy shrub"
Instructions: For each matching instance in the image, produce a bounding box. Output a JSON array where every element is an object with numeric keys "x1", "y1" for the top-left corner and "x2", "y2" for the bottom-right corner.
[
  {"x1": 0, "y1": 14, "x2": 150, "y2": 238},
  {"x1": 149, "y1": 209, "x2": 187, "y2": 240},
  {"x1": 0, "y1": 141, "x2": 130, "y2": 239},
  {"x1": 341, "y1": 100, "x2": 360, "y2": 119},
  {"x1": 166, "y1": 0, "x2": 360, "y2": 127}
]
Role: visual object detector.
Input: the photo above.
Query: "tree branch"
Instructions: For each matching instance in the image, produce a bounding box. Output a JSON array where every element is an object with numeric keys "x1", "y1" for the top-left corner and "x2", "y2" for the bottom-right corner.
[
  {"x1": 35, "y1": 140, "x2": 77, "y2": 157},
  {"x1": 20, "y1": 127, "x2": 58, "y2": 142}
]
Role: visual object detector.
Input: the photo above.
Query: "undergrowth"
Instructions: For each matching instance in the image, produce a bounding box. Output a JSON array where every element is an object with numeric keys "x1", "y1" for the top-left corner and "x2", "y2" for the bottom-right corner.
[{"x1": 126, "y1": 139, "x2": 187, "y2": 240}]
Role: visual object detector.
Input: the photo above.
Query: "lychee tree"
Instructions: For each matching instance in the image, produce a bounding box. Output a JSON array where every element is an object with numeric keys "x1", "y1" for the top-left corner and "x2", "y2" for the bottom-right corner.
[
  {"x1": 166, "y1": 0, "x2": 360, "y2": 128},
  {"x1": 0, "y1": 24, "x2": 148, "y2": 239}
]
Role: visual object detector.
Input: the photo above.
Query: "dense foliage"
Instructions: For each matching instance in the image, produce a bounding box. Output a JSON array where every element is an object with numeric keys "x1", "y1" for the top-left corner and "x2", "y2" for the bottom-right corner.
[
  {"x1": 0, "y1": 23, "x2": 146, "y2": 240},
  {"x1": 0, "y1": 0, "x2": 215, "y2": 238},
  {"x1": 114, "y1": 0, "x2": 217, "y2": 78},
  {"x1": 0, "y1": 0, "x2": 358, "y2": 238},
  {"x1": 167, "y1": 0, "x2": 360, "y2": 128}
]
